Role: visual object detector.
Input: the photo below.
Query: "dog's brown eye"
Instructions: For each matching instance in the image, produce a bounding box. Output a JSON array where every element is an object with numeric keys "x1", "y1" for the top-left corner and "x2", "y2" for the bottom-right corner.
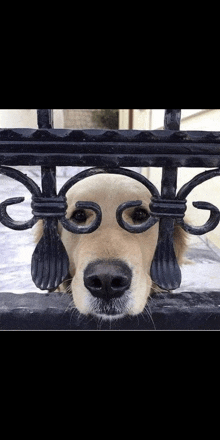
[
  {"x1": 71, "y1": 209, "x2": 87, "y2": 223},
  {"x1": 131, "y1": 208, "x2": 149, "y2": 224}
]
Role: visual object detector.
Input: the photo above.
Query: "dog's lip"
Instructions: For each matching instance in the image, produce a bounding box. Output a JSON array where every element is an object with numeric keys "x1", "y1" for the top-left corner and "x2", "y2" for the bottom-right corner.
[
  {"x1": 96, "y1": 308, "x2": 120, "y2": 316},
  {"x1": 92, "y1": 303, "x2": 127, "y2": 320},
  {"x1": 94, "y1": 311, "x2": 125, "y2": 321},
  {"x1": 90, "y1": 291, "x2": 131, "y2": 318}
]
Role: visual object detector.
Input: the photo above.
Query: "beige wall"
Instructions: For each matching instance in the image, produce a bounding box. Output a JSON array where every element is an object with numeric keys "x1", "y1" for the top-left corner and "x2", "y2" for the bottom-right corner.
[
  {"x1": 119, "y1": 109, "x2": 210, "y2": 130},
  {"x1": 0, "y1": 110, "x2": 38, "y2": 128},
  {"x1": 0, "y1": 109, "x2": 65, "y2": 129}
]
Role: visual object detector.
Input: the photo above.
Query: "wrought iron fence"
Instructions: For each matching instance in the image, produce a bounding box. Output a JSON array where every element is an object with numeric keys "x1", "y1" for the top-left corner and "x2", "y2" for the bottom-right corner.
[{"x1": 1, "y1": 109, "x2": 220, "y2": 329}]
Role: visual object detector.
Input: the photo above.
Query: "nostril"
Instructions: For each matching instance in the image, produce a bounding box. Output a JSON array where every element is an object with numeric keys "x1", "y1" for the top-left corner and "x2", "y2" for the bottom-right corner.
[
  {"x1": 111, "y1": 277, "x2": 126, "y2": 290},
  {"x1": 92, "y1": 277, "x2": 102, "y2": 289},
  {"x1": 88, "y1": 276, "x2": 102, "y2": 290}
]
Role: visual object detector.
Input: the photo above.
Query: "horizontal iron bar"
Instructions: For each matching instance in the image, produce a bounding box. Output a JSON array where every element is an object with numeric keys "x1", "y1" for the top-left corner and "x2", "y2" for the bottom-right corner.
[
  {"x1": 1, "y1": 129, "x2": 220, "y2": 167},
  {"x1": 1, "y1": 291, "x2": 220, "y2": 330},
  {"x1": 1, "y1": 153, "x2": 220, "y2": 168}
]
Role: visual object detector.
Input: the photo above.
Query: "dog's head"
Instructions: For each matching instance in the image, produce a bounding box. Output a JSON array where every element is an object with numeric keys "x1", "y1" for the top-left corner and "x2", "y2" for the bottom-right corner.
[
  {"x1": 36, "y1": 173, "x2": 186, "y2": 320},
  {"x1": 60, "y1": 173, "x2": 186, "y2": 320}
]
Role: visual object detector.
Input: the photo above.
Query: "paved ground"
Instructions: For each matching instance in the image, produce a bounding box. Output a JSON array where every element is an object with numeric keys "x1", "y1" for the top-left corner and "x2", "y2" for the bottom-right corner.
[{"x1": 1, "y1": 167, "x2": 220, "y2": 294}]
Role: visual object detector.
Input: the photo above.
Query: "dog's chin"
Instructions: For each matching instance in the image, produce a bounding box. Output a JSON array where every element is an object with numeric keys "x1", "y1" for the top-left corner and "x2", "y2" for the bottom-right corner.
[
  {"x1": 88, "y1": 293, "x2": 132, "y2": 321},
  {"x1": 93, "y1": 311, "x2": 126, "y2": 321}
]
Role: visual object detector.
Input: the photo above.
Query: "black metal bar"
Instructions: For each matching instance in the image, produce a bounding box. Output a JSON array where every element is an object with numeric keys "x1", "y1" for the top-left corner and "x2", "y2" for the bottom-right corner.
[
  {"x1": 150, "y1": 111, "x2": 182, "y2": 290},
  {"x1": 37, "y1": 110, "x2": 56, "y2": 199},
  {"x1": 1, "y1": 129, "x2": 220, "y2": 167},
  {"x1": 1, "y1": 108, "x2": 220, "y2": 328},
  {"x1": 37, "y1": 109, "x2": 53, "y2": 129},
  {"x1": 161, "y1": 166, "x2": 178, "y2": 199},
  {"x1": 164, "y1": 109, "x2": 181, "y2": 130},
  {"x1": 129, "y1": 109, "x2": 133, "y2": 129},
  {"x1": 31, "y1": 110, "x2": 70, "y2": 291},
  {"x1": 0, "y1": 291, "x2": 220, "y2": 330},
  {"x1": 162, "y1": 109, "x2": 181, "y2": 198}
]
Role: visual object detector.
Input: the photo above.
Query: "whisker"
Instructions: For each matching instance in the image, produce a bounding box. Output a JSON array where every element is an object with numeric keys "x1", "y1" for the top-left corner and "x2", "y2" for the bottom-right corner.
[
  {"x1": 63, "y1": 278, "x2": 73, "y2": 284},
  {"x1": 144, "y1": 305, "x2": 156, "y2": 330},
  {"x1": 64, "y1": 299, "x2": 75, "y2": 313},
  {"x1": 69, "y1": 306, "x2": 88, "y2": 327},
  {"x1": 150, "y1": 283, "x2": 162, "y2": 294},
  {"x1": 97, "y1": 316, "x2": 104, "y2": 330}
]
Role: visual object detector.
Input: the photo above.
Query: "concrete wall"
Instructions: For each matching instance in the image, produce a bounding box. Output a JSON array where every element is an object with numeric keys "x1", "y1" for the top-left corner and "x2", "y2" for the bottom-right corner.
[
  {"x1": 0, "y1": 109, "x2": 111, "y2": 130},
  {"x1": 63, "y1": 109, "x2": 102, "y2": 129}
]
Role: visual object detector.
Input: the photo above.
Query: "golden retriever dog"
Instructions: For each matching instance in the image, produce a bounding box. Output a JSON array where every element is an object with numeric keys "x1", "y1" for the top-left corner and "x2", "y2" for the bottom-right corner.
[{"x1": 35, "y1": 172, "x2": 187, "y2": 320}]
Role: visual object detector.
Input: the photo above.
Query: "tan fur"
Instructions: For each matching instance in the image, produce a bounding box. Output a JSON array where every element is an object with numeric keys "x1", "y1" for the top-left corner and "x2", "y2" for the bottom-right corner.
[{"x1": 34, "y1": 174, "x2": 187, "y2": 318}]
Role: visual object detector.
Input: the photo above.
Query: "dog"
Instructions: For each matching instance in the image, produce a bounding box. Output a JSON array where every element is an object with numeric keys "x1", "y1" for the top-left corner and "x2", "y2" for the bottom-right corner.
[{"x1": 35, "y1": 173, "x2": 187, "y2": 320}]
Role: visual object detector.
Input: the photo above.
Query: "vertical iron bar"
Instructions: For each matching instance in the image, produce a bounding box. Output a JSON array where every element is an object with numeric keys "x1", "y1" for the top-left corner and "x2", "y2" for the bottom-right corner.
[
  {"x1": 37, "y1": 110, "x2": 56, "y2": 195},
  {"x1": 32, "y1": 109, "x2": 69, "y2": 291},
  {"x1": 129, "y1": 109, "x2": 133, "y2": 129},
  {"x1": 161, "y1": 167, "x2": 177, "y2": 200},
  {"x1": 150, "y1": 109, "x2": 183, "y2": 291},
  {"x1": 164, "y1": 109, "x2": 181, "y2": 131},
  {"x1": 33, "y1": 109, "x2": 61, "y2": 291},
  {"x1": 163, "y1": 110, "x2": 181, "y2": 198},
  {"x1": 37, "y1": 109, "x2": 53, "y2": 129}
]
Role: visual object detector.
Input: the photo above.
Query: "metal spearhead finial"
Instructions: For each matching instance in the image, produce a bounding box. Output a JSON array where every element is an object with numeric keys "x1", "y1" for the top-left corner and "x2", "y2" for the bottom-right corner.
[{"x1": 164, "y1": 109, "x2": 181, "y2": 130}]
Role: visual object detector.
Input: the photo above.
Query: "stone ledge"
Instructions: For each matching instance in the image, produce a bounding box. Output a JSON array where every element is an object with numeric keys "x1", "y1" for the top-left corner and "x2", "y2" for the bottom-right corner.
[{"x1": 1, "y1": 291, "x2": 220, "y2": 330}]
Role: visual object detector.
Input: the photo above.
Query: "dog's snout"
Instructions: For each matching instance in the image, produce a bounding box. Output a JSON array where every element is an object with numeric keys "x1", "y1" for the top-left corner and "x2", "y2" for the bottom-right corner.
[{"x1": 84, "y1": 260, "x2": 132, "y2": 301}]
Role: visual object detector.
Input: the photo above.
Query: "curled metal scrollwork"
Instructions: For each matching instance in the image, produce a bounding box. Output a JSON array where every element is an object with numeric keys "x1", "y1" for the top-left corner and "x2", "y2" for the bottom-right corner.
[
  {"x1": 0, "y1": 166, "x2": 104, "y2": 291},
  {"x1": 0, "y1": 166, "x2": 41, "y2": 230},
  {"x1": 58, "y1": 166, "x2": 160, "y2": 234},
  {"x1": 176, "y1": 168, "x2": 220, "y2": 235},
  {"x1": 1, "y1": 165, "x2": 220, "y2": 293},
  {"x1": 116, "y1": 200, "x2": 158, "y2": 233},
  {"x1": 0, "y1": 166, "x2": 103, "y2": 236},
  {"x1": 60, "y1": 201, "x2": 102, "y2": 234}
]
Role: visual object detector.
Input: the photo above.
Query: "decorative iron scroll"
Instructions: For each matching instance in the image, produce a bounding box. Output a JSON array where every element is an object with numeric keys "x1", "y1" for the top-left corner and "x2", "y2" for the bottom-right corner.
[
  {"x1": 1, "y1": 109, "x2": 220, "y2": 293},
  {"x1": 1, "y1": 164, "x2": 220, "y2": 291}
]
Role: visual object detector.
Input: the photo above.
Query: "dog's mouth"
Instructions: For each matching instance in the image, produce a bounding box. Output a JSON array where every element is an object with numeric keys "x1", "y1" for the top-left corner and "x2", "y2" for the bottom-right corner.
[{"x1": 89, "y1": 294, "x2": 131, "y2": 320}]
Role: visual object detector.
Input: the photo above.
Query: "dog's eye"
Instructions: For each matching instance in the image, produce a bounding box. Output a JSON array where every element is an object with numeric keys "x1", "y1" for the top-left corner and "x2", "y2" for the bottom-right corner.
[
  {"x1": 131, "y1": 208, "x2": 149, "y2": 224},
  {"x1": 71, "y1": 209, "x2": 87, "y2": 223}
]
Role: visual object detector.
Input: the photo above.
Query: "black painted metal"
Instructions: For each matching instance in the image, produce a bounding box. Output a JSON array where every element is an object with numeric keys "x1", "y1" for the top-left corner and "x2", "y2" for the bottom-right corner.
[
  {"x1": 1, "y1": 128, "x2": 220, "y2": 167},
  {"x1": 32, "y1": 112, "x2": 69, "y2": 290},
  {"x1": 150, "y1": 113, "x2": 181, "y2": 290},
  {"x1": 37, "y1": 109, "x2": 53, "y2": 129},
  {"x1": 1, "y1": 109, "x2": 220, "y2": 299},
  {"x1": 0, "y1": 166, "x2": 41, "y2": 230},
  {"x1": 1, "y1": 291, "x2": 220, "y2": 330},
  {"x1": 164, "y1": 109, "x2": 181, "y2": 130}
]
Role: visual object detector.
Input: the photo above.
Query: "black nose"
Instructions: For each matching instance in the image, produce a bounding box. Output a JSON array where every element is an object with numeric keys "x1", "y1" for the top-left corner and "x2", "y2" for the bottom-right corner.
[{"x1": 84, "y1": 260, "x2": 132, "y2": 301}]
